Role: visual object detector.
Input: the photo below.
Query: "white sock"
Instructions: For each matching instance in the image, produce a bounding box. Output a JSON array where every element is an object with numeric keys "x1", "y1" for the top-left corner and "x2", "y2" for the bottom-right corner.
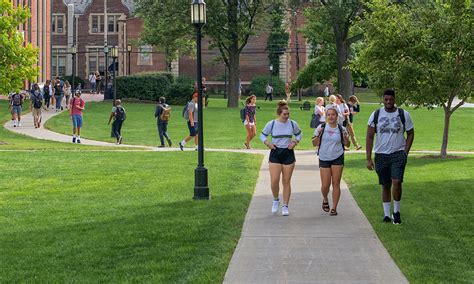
[
  {"x1": 383, "y1": 202, "x2": 391, "y2": 217},
  {"x1": 77, "y1": 136, "x2": 80, "y2": 139},
  {"x1": 181, "y1": 140, "x2": 186, "y2": 146},
  {"x1": 394, "y1": 200, "x2": 400, "y2": 213},
  {"x1": 73, "y1": 135, "x2": 76, "y2": 138}
]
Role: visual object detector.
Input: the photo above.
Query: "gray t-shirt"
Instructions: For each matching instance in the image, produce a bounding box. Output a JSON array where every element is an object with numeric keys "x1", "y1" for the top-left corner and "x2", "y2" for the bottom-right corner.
[
  {"x1": 260, "y1": 119, "x2": 302, "y2": 148},
  {"x1": 314, "y1": 124, "x2": 346, "y2": 161},
  {"x1": 187, "y1": 101, "x2": 198, "y2": 122},
  {"x1": 368, "y1": 108, "x2": 414, "y2": 154}
]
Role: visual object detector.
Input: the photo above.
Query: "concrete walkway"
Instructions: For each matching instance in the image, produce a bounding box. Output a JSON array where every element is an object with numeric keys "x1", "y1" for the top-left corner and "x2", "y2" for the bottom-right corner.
[{"x1": 224, "y1": 151, "x2": 408, "y2": 283}]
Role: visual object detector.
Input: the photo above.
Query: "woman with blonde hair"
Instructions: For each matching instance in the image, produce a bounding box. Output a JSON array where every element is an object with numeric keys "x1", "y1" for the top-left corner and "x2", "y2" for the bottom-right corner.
[
  {"x1": 243, "y1": 95, "x2": 257, "y2": 149},
  {"x1": 63, "y1": 81, "x2": 72, "y2": 109},
  {"x1": 347, "y1": 95, "x2": 362, "y2": 150},
  {"x1": 312, "y1": 107, "x2": 350, "y2": 216},
  {"x1": 311, "y1": 97, "x2": 326, "y2": 129},
  {"x1": 260, "y1": 101, "x2": 302, "y2": 216}
]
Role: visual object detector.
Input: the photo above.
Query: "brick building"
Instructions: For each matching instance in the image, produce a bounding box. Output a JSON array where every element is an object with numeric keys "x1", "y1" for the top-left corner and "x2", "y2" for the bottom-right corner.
[
  {"x1": 52, "y1": 0, "x2": 308, "y2": 88},
  {"x1": 13, "y1": 0, "x2": 52, "y2": 85}
]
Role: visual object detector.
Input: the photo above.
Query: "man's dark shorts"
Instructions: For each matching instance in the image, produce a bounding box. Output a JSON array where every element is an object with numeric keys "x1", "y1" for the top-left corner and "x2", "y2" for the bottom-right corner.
[
  {"x1": 319, "y1": 154, "x2": 344, "y2": 168},
  {"x1": 187, "y1": 121, "x2": 198, "y2": 136},
  {"x1": 375, "y1": 150, "x2": 408, "y2": 185},
  {"x1": 269, "y1": 148, "x2": 296, "y2": 165}
]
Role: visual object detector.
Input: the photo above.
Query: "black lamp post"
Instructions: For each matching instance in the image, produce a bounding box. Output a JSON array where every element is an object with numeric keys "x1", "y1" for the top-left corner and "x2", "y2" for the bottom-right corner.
[
  {"x1": 127, "y1": 45, "x2": 132, "y2": 75},
  {"x1": 103, "y1": 45, "x2": 109, "y2": 98},
  {"x1": 111, "y1": 46, "x2": 119, "y2": 104},
  {"x1": 191, "y1": 0, "x2": 209, "y2": 200},
  {"x1": 69, "y1": 45, "x2": 77, "y2": 92}
]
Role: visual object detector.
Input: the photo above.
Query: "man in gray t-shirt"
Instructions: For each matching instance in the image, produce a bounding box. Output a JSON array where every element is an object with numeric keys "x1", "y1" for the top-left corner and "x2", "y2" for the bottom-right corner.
[
  {"x1": 178, "y1": 93, "x2": 199, "y2": 150},
  {"x1": 366, "y1": 89, "x2": 414, "y2": 225}
]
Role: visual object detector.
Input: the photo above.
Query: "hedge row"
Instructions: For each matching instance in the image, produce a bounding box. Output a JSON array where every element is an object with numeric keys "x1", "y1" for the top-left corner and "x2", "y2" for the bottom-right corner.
[{"x1": 248, "y1": 75, "x2": 285, "y2": 97}]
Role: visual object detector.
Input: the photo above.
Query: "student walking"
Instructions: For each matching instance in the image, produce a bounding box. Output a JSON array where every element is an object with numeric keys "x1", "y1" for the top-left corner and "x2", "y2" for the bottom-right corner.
[
  {"x1": 108, "y1": 99, "x2": 126, "y2": 144},
  {"x1": 285, "y1": 82, "x2": 291, "y2": 102},
  {"x1": 30, "y1": 83, "x2": 43, "y2": 128},
  {"x1": 43, "y1": 80, "x2": 52, "y2": 110},
  {"x1": 260, "y1": 101, "x2": 302, "y2": 216},
  {"x1": 265, "y1": 83, "x2": 273, "y2": 101},
  {"x1": 347, "y1": 95, "x2": 362, "y2": 150},
  {"x1": 64, "y1": 81, "x2": 72, "y2": 109},
  {"x1": 312, "y1": 107, "x2": 350, "y2": 216},
  {"x1": 88, "y1": 72, "x2": 96, "y2": 93},
  {"x1": 366, "y1": 89, "x2": 414, "y2": 225},
  {"x1": 8, "y1": 91, "x2": 25, "y2": 127},
  {"x1": 243, "y1": 95, "x2": 257, "y2": 149},
  {"x1": 155, "y1": 96, "x2": 172, "y2": 148},
  {"x1": 179, "y1": 92, "x2": 199, "y2": 150},
  {"x1": 311, "y1": 97, "x2": 326, "y2": 129},
  {"x1": 335, "y1": 94, "x2": 350, "y2": 127},
  {"x1": 95, "y1": 71, "x2": 102, "y2": 94},
  {"x1": 53, "y1": 78, "x2": 64, "y2": 111},
  {"x1": 70, "y1": 92, "x2": 85, "y2": 143}
]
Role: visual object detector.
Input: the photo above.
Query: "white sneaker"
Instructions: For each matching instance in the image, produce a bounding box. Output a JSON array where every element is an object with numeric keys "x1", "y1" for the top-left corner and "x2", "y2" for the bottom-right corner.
[
  {"x1": 282, "y1": 205, "x2": 289, "y2": 216},
  {"x1": 18, "y1": 123, "x2": 21, "y2": 127},
  {"x1": 271, "y1": 200, "x2": 280, "y2": 215}
]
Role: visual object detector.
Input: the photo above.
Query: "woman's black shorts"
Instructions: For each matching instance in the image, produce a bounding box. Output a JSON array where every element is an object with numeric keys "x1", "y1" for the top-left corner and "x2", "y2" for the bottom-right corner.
[
  {"x1": 269, "y1": 148, "x2": 296, "y2": 165},
  {"x1": 319, "y1": 154, "x2": 344, "y2": 168}
]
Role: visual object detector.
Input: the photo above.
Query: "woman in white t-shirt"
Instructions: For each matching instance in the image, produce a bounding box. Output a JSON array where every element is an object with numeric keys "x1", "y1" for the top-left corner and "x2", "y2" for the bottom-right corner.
[
  {"x1": 312, "y1": 107, "x2": 350, "y2": 216},
  {"x1": 335, "y1": 94, "x2": 350, "y2": 127}
]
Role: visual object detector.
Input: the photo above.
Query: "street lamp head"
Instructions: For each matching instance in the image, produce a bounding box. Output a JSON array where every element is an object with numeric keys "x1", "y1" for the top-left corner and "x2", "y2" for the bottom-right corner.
[
  {"x1": 69, "y1": 45, "x2": 77, "y2": 54},
  {"x1": 111, "y1": 46, "x2": 119, "y2": 58},
  {"x1": 104, "y1": 46, "x2": 109, "y2": 53},
  {"x1": 127, "y1": 45, "x2": 132, "y2": 52},
  {"x1": 269, "y1": 65, "x2": 273, "y2": 71},
  {"x1": 191, "y1": 0, "x2": 206, "y2": 25}
]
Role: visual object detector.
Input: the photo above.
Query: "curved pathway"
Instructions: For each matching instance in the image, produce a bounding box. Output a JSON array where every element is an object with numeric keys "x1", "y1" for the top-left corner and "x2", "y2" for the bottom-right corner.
[{"x1": 10, "y1": 94, "x2": 474, "y2": 283}]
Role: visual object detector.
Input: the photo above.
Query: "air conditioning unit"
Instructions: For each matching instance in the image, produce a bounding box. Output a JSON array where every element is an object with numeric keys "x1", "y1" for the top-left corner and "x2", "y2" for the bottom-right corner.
[
  {"x1": 92, "y1": 27, "x2": 98, "y2": 33},
  {"x1": 57, "y1": 27, "x2": 63, "y2": 33}
]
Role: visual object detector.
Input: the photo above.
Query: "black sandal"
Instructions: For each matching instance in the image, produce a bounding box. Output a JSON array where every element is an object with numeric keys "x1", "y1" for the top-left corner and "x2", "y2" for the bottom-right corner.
[
  {"x1": 322, "y1": 201, "x2": 330, "y2": 212},
  {"x1": 330, "y1": 208, "x2": 338, "y2": 216}
]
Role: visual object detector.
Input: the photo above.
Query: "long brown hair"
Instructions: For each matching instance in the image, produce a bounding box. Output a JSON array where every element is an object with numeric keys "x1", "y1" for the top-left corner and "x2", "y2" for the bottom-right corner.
[
  {"x1": 335, "y1": 94, "x2": 346, "y2": 103},
  {"x1": 245, "y1": 95, "x2": 256, "y2": 105},
  {"x1": 276, "y1": 100, "x2": 289, "y2": 115}
]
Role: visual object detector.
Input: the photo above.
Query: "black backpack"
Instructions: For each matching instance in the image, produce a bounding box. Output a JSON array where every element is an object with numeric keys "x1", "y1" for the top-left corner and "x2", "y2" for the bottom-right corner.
[
  {"x1": 372, "y1": 108, "x2": 406, "y2": 133},
  {"x1": 32, "y1": 92, "x2": 42, "y2": 109},
  {"x1": 182, "y1": 101, "x2": 191, "y2": 120},
  {"x1": 240, "y1": 107, "x2": 246, "y2": 122},
  {"x1": 43, "y1": 86, "x2": 49, "y2": 96},
  {"x1": 114, "y1": 106, "x2": 126, "y2": 121},
  {"x1": 317, "y1": 123, "x2": 345, "y2": 155}
]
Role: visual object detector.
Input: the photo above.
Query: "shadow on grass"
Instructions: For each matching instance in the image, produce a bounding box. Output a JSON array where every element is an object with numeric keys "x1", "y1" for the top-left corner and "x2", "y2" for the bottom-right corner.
[{"x1": 1, "y1": 193, "x2": 252, "y2": 283}]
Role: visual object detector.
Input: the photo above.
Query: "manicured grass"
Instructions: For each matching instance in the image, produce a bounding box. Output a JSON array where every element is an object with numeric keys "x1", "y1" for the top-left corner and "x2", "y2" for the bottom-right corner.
[
  {"x1": 46, "y1": 98, "x2": 474, "y2": 152},
  {"x1": 343, "y1": 154, "x2": 474, "y2": 283},
  {"x1": 0, "y1": 151, "x2": 262, "y2": 282}
]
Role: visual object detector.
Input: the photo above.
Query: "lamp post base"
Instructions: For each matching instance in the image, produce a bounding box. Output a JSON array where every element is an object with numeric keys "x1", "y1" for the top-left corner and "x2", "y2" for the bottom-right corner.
[{"x1": 193, "y1": 166, "x2": 209, "y2": 200}]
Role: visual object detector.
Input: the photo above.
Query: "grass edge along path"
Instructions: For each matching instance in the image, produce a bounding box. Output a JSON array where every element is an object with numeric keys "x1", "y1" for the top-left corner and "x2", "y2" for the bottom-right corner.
[{"x1": 343, "y1": 154, "x2": 474, "y2": 283}]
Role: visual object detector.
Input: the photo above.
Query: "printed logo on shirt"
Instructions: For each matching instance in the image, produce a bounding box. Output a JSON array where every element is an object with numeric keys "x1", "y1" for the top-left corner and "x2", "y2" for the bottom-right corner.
[{"x1": 379, "y1": 117, "x2": 403, "y2": 133}]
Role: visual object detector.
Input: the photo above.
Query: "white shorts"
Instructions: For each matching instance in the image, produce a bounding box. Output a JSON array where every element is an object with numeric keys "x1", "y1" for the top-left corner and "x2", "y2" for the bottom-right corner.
[{"x1": 244, "y1": 121, "x2": 255, "y2": 128}]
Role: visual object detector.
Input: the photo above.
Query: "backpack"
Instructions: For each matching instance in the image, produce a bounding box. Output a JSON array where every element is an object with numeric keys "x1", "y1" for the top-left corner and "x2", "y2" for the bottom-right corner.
[
  {"x1": 240, "y1": 107, "x2": 246, "y2": 122},
  {"x1": 43, "y1": 86, "x2": 49, "y2": 96},
  {"x1": 160, "y1": 105, "x2": 171, "y2": 121},
  {"x1": 54, "y1": 84, "x2": 62, "y2": 95},
  {"x1": 182, "y1": 101, "x2": 191, "y2": 120},
  {"x1": 32, "y1": 92, "x2": 42, "y2": 109},
  {"x1": 12, "y1": 93, "x2": 22, "y2": 106},
  {"x1": 317, "y1": 123, "x2": 345, "y2": 155},
  {"x1": 372, "y1": 108, "x2": 406, "y2": 133},
  {"x1": 114, "y1": 106, "x2": 126, "y2": 121}
]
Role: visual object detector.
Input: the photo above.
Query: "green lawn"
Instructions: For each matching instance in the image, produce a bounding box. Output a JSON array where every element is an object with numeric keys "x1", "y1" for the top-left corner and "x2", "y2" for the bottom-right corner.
[
  {"x1": 0, "y1": 151, "x2": 262, "y2": 282},
  {"x1": 344, "y1": 154, "x2": 474, "y2": 283},
  {"x1": 46, "y1": 98, "x2": 474, "y2": 152}
]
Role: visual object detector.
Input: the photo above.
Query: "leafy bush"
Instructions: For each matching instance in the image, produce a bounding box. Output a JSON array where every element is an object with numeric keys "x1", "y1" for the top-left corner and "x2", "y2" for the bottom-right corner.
[
  {"x1": 115, "y1": 73, "x2": 172, "y2": 101},
  {"x1": 60, "y1": 75, "x2": 85, "y2": 90},
  {"x1": 249, "y1": 75, "x2": 285, "y2": 97},
  {"x1": 165, "y1": 76, "x2": 195, "y2": 105}
]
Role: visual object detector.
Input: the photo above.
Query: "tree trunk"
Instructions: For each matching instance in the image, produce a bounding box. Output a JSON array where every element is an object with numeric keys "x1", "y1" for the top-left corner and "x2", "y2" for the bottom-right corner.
[
  {"x1": 441, "y1": 109, "x2": 451, "y2": 157},
  {"x1": 227, "y1": 48, "x2": 240, "y2": 107},
  {"x1": 335, "y1": 38, "x2": 352, "y2": 101}
]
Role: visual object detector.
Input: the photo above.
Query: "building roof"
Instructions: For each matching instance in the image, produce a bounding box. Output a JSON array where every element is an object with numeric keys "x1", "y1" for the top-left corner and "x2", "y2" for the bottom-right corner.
[{"x1": 62, "y1": 0, "x2": 135, "y2": 14}]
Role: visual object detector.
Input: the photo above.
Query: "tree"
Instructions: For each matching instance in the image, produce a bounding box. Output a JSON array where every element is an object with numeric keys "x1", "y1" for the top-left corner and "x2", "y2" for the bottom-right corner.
[
  {"x1": 302, "y1": 1, "x2": 365, "y2": 99},
  {"x1": 134, "y1": 0, "x2": 194, "y2": 72},
  {"x1": 0, "y1": 2, "x2": 38, "y2": 94},
  {"x1": 355, "y1": 0, "x2": 473, "y2": 157},
  {"x1": 266, "y1": 3, "x2": 289, "y2": 77}
]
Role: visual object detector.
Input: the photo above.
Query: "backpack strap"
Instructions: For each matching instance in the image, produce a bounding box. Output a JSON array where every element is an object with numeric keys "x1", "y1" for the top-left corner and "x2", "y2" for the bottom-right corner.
[
  {"x1": 337, "y1": 124, "x2": 345, "y2": 151},
  {"x1": 372, "y1": 108, "x2": 381, "y2": 132},
  {"x1": 317, "y1": 123, "x2": 326, "y2": 155},
  {"x1": 398, "y1": 108, "x2": 406, "y2": 132}
]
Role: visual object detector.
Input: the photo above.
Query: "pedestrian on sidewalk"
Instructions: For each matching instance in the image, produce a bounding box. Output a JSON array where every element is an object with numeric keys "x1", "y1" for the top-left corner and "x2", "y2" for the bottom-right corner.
[
  {"x1": 70, "y1": 92, "x2": 85, "y2": 143},
  {"x1": 53, "y1": 77, "x2": 64, "y2": 111},
  {"x1": 335, "y1": 94, "x2": 350, "y2": 127},
  {"x1": 366, "y1": 89, "x2": 414, "y2": 225},
  {"x1": 243, "y1": 95, "x2": 257, "y2": 149},
  {"x1": 43, "y1": 80, "x2": 52, "y2": 110},
  {"x1": 8, "y1": 91, "x2": 25, "y2": 127},
  {"x1": 310, "y1": 97, "x2": 325, "y2": 129},
  {"x1": 155, "y1": 97, "x2": 172, "y2": 148},
  {"x1": 260, "y1": 101, "x2": 302, "y2": 216},
  {"x1": 178, "y1": 92, "x2": 199, "y2": 151},
  {"x1": 88, "y1": 72, "x2": 96, "y2": 93},
  {"x1": 265, "y1": 83, "x2": 273, "y2": 101},
  {"x1": 30, "y1": 83, "x2": 43, "y2": 128},
  {"x1": 347, "y1": 95, "x2": 362, "y2": 150},
  {"x1": 95, "y1": 71, "x2": 102, "y2": 94},
  {"x1": 108, "y1": 99, "x2": 126, "y2": 144},
  {"x1": 312, "y1": 107, "x2": 350, "y2": 216},
  {"x1": 63, "y1": 81, "x2": 72, "y2": 109}
]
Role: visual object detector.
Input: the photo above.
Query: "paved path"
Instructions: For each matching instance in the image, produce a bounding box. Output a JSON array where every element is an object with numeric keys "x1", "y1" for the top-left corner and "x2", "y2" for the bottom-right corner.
[{"x1": 223, "y1": 151, "x2": 408, "y2": 283}]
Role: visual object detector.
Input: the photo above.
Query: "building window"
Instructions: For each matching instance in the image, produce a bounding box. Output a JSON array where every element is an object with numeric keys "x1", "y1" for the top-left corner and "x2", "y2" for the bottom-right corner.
[
  {"x1": 52, "y1": 14, "x2": 65, "y2": 34},
  {"x1": 138, "y1": 45, "x2": 153, "y2": 66},
  {"x1": 90, "y1": 14, "x2": 122, "y2": 34},
  {"x1": 87, "y1": 48, "x2": 107, "y2": 76},
  {"x1": 52, "y1": 48, "x2": 67, "y2": 77}
]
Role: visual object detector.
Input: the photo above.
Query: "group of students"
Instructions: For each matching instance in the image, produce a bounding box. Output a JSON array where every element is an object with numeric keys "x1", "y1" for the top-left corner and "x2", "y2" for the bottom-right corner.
[{"x1": 259, "y1": 89, "x2": 414, "y2": 225}]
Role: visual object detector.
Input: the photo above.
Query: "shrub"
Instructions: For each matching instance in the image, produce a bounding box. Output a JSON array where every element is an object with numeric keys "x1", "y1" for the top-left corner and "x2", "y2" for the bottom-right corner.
[
  {"x1": 249, "y1": 75, "x2": 285, "y2": 97},
  {"x1": 60, "y1": 75, "x2": 84, "y2": 90},
  {"x1": 115, "y1": 73, "x2": 172, "y2": 101},
  {"x1": 165, "y1": 76, "x2": 195, "y2": 105}
]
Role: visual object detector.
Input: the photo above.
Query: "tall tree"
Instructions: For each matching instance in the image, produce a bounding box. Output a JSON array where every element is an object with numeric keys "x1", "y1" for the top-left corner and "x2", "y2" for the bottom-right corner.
[
  {"x1": 266, "y1": 3, "x2": 289, "y2": 77},
  {"x1": 303, "y1": 1, "x2": 365, "y2": 99},
  {"x1": 355, "y1": 0, "x2": 473, "y2": 157},
  {"x1": 0, "y1": 2, "x2": 38, "y2": 94}
]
